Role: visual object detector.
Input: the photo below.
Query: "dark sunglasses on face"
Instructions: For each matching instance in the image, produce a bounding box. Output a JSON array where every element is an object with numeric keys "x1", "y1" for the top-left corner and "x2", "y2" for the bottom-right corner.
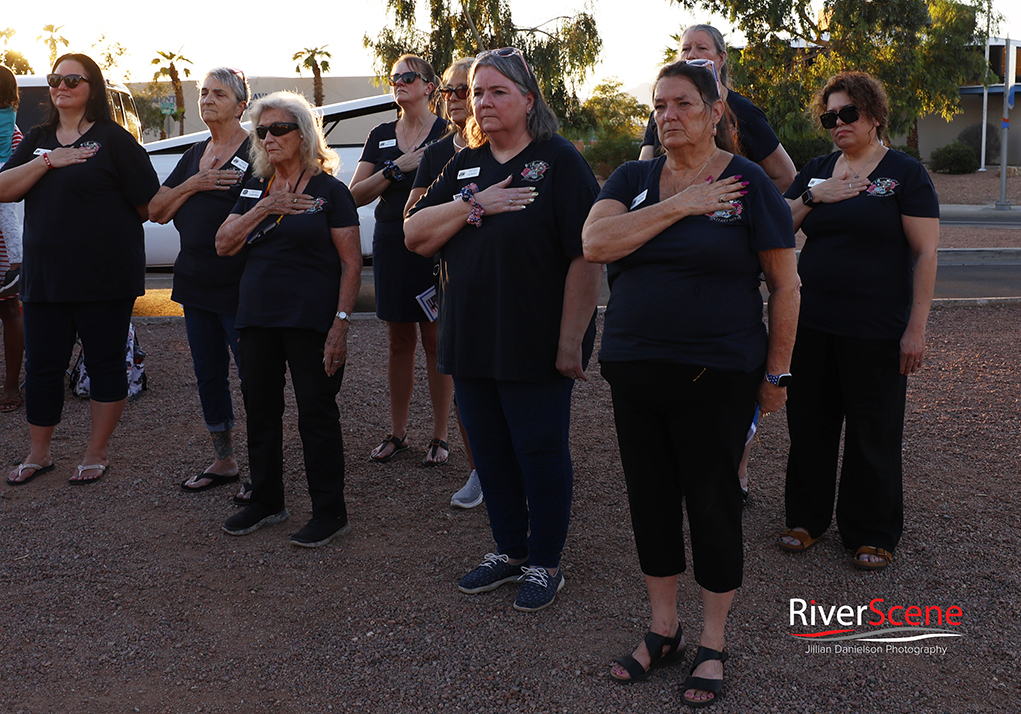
[
  {"x1": 820, "y1": 105, "x2": 860, "y2": 129},
  {"x1": 47, "y1": 73, "x2": 89, "y2": 89},
  {"x1": 438, "y1": 84, "x2": 469, "y2": 100},
  {"x1": 255, "y1": 122, "x2": 299, "y2": 139},
  {"x1": 389, "y1": 71, "x2": 429, "y2": 86}
]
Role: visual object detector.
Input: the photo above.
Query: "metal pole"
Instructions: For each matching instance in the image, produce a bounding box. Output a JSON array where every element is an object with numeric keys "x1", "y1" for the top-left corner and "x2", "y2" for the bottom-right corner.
[
  {"x1": 979, "y1": 34, "x2": 990, "y2": 171},
  {"x1": 995, "y1": 36, "x2": 1014, "y2": 210}
]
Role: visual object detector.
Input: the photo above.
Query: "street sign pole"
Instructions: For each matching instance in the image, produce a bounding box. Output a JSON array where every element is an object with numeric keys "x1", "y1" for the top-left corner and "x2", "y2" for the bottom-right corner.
[{"x1": 996, "y1": 36, "x2": 1015, "y2": 210}]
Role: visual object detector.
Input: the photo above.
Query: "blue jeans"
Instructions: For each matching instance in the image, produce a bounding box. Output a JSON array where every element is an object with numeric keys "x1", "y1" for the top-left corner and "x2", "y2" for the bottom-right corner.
[
  {"x1": 452, "y1": 376, "x2": 575, "y2": 569},
  {"x1": 183, "y1": 305, "x2": 240, "y2": 432}
]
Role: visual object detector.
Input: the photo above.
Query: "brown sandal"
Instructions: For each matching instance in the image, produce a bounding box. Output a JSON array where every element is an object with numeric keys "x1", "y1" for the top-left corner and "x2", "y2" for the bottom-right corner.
[
  {"x1": 853, "y1": 545, "x2": 893, "y2": 570},
  {"x1": 777, "y1": 528, "x2": 820, "y2": 552}
]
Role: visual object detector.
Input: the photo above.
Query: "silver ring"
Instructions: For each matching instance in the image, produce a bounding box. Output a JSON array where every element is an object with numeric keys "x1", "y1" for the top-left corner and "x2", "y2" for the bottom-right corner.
[
  {"x1": 292, "y1": 198, "x2": 297, "y2": 204},
  {"x1": 848, "y1": 182, "x2": 852, "y2": 189},
  {"x1": 719, "y1": 195, "x2": 724, "y2": 202},
  {"x1": 509, "y1": 199, "x2": 514, "y2": 205}
]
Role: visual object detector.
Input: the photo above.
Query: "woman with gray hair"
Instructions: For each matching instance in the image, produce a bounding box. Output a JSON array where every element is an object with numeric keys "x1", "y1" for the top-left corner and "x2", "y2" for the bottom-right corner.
[
  {"x1": 214, "y1": 91, "x2": 362, "y2": 548},
  {"x1": 150, "y1": 68, "x2": 253, "y2": 497},
  {"x1": 405, "y1": 48, "x2": 603, "y2": 612}
]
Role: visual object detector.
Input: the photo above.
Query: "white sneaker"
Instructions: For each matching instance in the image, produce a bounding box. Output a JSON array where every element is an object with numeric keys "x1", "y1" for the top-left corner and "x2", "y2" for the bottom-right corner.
[{"x1": 450, "y1": 469, "x2": 483, "y2": 509}]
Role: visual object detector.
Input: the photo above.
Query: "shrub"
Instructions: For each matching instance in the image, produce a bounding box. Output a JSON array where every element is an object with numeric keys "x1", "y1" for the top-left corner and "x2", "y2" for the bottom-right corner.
[
  {"x1": 782, "y1": 133, "x2": 835, "y2": 171},
  {"x1": 583, "y1": 136, "x2": 642, "y2": 180},
  {"x1": 929, "y1": 141, "x2": 979, "y2": 174},
  {"x1": 890, "y1": 144, "x2": 921, "y2": 162},
  {"x1": 956, "y1": 122, "x2": 1000, "y2": 164}
]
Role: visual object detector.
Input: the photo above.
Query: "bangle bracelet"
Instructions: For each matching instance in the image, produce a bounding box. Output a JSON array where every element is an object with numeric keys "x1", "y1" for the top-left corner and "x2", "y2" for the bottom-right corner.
[{"x1": 42, "y1": 153, "x2": 53, "y2": 169}]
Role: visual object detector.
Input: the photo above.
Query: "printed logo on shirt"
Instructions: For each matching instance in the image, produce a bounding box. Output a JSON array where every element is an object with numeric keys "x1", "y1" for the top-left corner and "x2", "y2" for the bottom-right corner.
[
  {"x1": 520, "y1": 160, "x2": 549, "y2": 182},
  {"x1": 867, "y1": 178, "x2": 898, "y2": 197},
  {"x1": 630, "y1": 189, "x2": 649, "y2": 210},
  {"x1": 304, "y1": 197, "x2": 327, "y2": 214},
  {"x1": 706, "y1": 199, "x2": 744, "y2": 223},
  {"x1": 78, "y1": 141, "x2": 101, "y2": 151}
]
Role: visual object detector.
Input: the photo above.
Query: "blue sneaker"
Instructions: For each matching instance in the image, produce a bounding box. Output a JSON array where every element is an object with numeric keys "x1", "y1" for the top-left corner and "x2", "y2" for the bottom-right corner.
[
  {"x1": 458, "y1": 553, "x2": 528, "y2": 594},
  {"x1": 513, "y1": 566, "x2": 565, "y2": 612}
]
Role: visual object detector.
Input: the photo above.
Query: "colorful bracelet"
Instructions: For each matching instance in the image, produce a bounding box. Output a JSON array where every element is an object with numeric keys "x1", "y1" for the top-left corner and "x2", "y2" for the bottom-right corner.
[
  {"x1": 382, "y1": 160, "x2": 404, "y2": 182},
  {"x1": 42, "y1": 153, "x2": 53, "y2": 169},
  {"x1": 459, "y1": 183, "x2": 483, "y2": 227}
]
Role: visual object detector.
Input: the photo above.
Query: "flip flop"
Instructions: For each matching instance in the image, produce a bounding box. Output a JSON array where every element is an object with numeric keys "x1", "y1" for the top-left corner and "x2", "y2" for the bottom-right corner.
[
  {"x1": 180, "y1": 471, "x2": 240, "y2": 492},
  {"x1": 6, "y1": 462, "x2": 55, "y2": 486},
  {"x1": 421, "y1": 438, "x2": 449, "y2": 467},
  {"x1": 70, "y1": 463, "x2": 108, "y2": 485},
  {"x1": 777, "y1": 528, "x2": 820, "y2": 552},
  {"x1": 233, "y1": 481, "x2": 252, "y2": 506}
]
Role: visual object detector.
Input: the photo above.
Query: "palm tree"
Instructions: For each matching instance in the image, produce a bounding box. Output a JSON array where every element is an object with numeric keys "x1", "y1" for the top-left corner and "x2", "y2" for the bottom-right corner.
[
  {"x1": 292, "y1": 46, "x2": 332, "y2": 107},
  {"x1": 37, "y1": 24, "x2": 70, "y2": 67},
  {"x1": 151, "y1": 49, "x2": 193, "y2": 136}
]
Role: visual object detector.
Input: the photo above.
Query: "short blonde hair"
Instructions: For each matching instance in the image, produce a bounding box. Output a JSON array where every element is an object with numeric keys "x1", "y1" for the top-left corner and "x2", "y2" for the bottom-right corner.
[{"x1": 248, "y1": 91, "x2": 338, "y2": 178}]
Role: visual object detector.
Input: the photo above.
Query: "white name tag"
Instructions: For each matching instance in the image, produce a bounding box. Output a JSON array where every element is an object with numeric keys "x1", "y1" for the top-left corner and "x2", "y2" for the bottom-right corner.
[
  {"x1": 240, "y1": 189, "x2": 263, "y2": 199},
  {"x1": 630, "y1": 189, "x2": 648, "y2": 210},
  {"x1": 231, "y1": 156, "x2": 249, "y2": 171},
  {"x1": 379, "y1": 139, "x2": 397, "y2": 149},
  {"x1": 457, "y1": 167, "x2": 481, "y2": 180},
  {"x1": 33, "y1": 148, "x2": 51, "y2": 156},
  {"x1": 808, "y1": 178, "x2": 826, "y2": 188}
]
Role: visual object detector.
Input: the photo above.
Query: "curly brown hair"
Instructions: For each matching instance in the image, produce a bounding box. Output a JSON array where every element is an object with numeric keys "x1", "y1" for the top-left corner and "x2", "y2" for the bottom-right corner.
[{"x1": 812, "y1": 71, "x2": 889, "y2": 141}]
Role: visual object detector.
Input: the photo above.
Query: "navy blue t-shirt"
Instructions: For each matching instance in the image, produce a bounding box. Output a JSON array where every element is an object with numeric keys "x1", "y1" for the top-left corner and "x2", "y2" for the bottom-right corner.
[
  {"x1": 597, "y1": 154, "x2": 794, "y2": 372},
  {"x1": 164, "y1": 137, "x2": 253, "y2": 314},
  {"x1": 412, "y1": 133, "x2": 457, "y2": 190},
  {"x1": 409, "y1": 134, "x2": 599, "y2": 383},
  {"x1": 784, "y1": 149, "x2": 939, "y2": 340},
  {"x1": 231, "y1": 171, "x2": 359, "y2": 334},
  {"x1": 2, "y1": 122, "x2": 159, "y2": 302}
]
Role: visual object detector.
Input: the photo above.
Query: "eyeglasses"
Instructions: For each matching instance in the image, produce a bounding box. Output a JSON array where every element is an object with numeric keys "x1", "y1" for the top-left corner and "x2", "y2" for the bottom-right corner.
[
  {"x1": 46, "y1": 73, "x2": 89, "y2": 89},
  {"x1": 684, "y1": 59, "x2": 721, "y2": 99},
  {"x1": 389, "y1": 71, "x2": 429, "y2": 86},
  {"x1": 255, "y1": 122, "x2": 299, "y2": 139},
  {"x1": 438, "y1": 84, "x2": 469, "y2": 100},
  {"x1": 476, "y1": 47, "x2": 532, "y2": 77},
  {"x1": 820, "y1": 105, "x2": 861, "y2": 129}
]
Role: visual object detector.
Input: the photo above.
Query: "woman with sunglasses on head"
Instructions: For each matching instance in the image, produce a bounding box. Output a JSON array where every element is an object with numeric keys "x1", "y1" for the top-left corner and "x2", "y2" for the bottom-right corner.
[
  {"x1": 778, "y1": 71, "x2": 938, "y2": 572},
  {"x1": 214, "y1": 91, "x2": 361, "y2": 548},
  {"x1": 149, "y1": 68, "x2": 253, "y2": 499},
  {"x1": 583, "y1": 59, "x2": 799, "y2": 707},
  {"x1": 0, "y1": 64, "x2": 25, "y2": 414},
  {"x1": 0, "y1": 53, "x2": 159, "y2": 487},
  {"x1": 350, "y1": 54, "x2": 452, "y2": 467},
  {"x1": 406, "y1": 47, "x2": 603, "y2": 613}
]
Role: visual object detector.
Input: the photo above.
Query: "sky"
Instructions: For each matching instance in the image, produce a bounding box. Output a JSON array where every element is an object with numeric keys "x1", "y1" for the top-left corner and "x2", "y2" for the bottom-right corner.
[{"x1": 3, "y1": 0, "x2": 1020, "y2": 104}]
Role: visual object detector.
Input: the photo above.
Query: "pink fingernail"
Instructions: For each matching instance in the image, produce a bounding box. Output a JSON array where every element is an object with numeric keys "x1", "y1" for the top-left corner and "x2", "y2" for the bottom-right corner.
[
  {"x1": 742, "y1": 181, "x2": 750, "y2": 187},
  {"x1": 734, "y1": 175, "x2": 742, "y2": 179},
  {"x1": 706, "y1": 176, "x2": 712, "y2": 183},
  {"x1": 740, "y1": 190, "x2": 748, "y2": 196}
]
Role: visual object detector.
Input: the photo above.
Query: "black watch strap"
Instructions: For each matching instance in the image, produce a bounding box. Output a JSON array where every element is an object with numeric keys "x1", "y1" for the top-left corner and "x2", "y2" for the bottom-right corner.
[{"x1": 801, "y1": 188, "x2": 816, "y2": 207}]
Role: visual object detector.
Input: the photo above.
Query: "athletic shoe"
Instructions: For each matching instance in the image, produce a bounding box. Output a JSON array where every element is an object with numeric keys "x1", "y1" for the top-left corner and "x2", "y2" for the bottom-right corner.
[
  {"x1": 290, "y1": 518, "x2": 351, "y2": 548},
  {"x1": 513, "y1": 566, "x2": 565, "y2": 612},
  {"x1": 450, "y1": 469, "x2": 484, "y2": 509},
  {"x1": 458, "y1": 553, "x2": 528, "y2": 594},
  {"x1": 0, "y1": 266, "x2": 20, "y2": 299},
  {"x1": 222, "y1": 506, "x2": 289, "y2": 536}
]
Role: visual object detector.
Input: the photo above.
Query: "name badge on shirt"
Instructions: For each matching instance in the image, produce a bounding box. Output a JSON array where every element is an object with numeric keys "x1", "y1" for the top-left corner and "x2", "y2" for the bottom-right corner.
[
  {"x1": 379, "y1": 139, "x2": 397, "y2": 149},
  {"x1": 240, "y1": 189, "x2": 263, "y2": 199},
  {"x1": 457, "y1": 167, "x2": 481, "y2": 180},
  {"x1": 33, "y1": 148, "x2": 51, "y2": 156},
  {"x1": 630, "y1": 189, "x2": 648, "y2": 210},
  {"x1": 231, "y1": 156, "x2": 249, "y2": 171},
  {"x1": 808, "y1": 178, "x2": 826, "y2": 188}
]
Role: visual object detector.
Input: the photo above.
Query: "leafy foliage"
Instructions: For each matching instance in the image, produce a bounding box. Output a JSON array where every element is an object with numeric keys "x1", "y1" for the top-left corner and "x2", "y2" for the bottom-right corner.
[
  {"x1": 37, "y1": 24, "x2": 69, "y2": 68},
  {"x1": 152, "y1": 49, "x2": 192, "y2": 135},
  {"x1": 572, "y1": 78, "x2": 651, "y2": 178},
  {"x1": 0, "y1": 28, "x2": 33, "y2": 74},
  {"x1": 956, "y1": 121, "x2": 1000, "y2": 164},
  {"x1": 929, "y1": 140, "x2": 979, "y2": 173},
  {"x1": 293, "y1": 46, "x2": 333, "y2": 107}
]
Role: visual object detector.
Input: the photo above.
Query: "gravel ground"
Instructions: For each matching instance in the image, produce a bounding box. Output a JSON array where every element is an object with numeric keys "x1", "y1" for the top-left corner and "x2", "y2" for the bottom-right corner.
[{"x1": 1, "y1": 172, "x2": 1019, "y2": 713}]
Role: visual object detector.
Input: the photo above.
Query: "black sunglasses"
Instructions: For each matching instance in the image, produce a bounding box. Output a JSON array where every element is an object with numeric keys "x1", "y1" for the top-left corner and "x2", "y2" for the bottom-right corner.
[
  {"x1": 438, "y1": 84, "x2": 469, "y2": 100},
  {"x1": 389, "y1": 71, "x2": 429, "y2": 86},
  {"x1": 255, "y1": 122, "x2": 299, "y2": 139},
  {"x1": 476, "y1": 47, "x2": 532, "y2": 76},
  {"x1": 47, "y1": 73, "x2": 89, "y2": 89},
  {"x1": 820, "y1": 105, "x2": 860, "y2": 129}
]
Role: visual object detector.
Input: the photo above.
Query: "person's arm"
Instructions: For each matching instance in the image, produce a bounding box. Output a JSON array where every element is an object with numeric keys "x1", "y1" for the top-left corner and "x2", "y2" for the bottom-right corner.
[
  {"x1": 899, "y1": 215, "x2": 939, "y2": 376},
  {"x1": 758, "y1": 144, "x2": 797, "y2": 193},
  {"x1": 349, "y1": 146, "x2": 427, "y2": 207},
  {"x1": 786, "y1": 168, "x2": 870, "y2": 231},
  {"x1": 404, "y1": 186, "x2": 427, "y2": 219},
  {"x1": 756, "y1": 247, "x2": 801, "y2": 414},
  {"x1": 556, "y1": 255, "x2": 603, "y2": 380},
  {"x1": 215, "y1": 189, "x2": 316, "y2": 257},
  {"x1": 0, "y1": 145, "x2": 97, "y2": 202},
  {"x1": 323, "y1": 224, "x2": 363, "y2": 376}
]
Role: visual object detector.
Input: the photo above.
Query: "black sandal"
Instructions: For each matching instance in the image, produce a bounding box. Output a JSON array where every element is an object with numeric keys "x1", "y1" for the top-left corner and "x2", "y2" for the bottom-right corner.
[
  {"x1": 369, "y1": 433, "x2": 409, "y2": 463},
  {"x1": 233, "y1": 481, "x2": 252, "y2": 506},
  {"x1": 421, "y1": 438, "x2": 449, "y2": 467},
  {"x1": 682, "y1": 646, "x2": 728, "y2": 708},
  {"x1": 610, "y1": 626, "x2": 685, "y2": 684}
]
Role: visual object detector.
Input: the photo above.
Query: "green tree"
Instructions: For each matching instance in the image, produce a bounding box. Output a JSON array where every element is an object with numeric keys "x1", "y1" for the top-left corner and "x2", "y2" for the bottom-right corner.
[
  {"x1": 91, "y1": 34, "x2": 131, "y2": 80},
  {"x1": 37, "y1": 24, "x2": 70, "y2": 68},
  {"x1": 1, "y1": 28, "x2": 33, "y2": 74},
  {"x1": 363, "y1": 0, "x2": 602, "y2": 134},
  {"x1": 133, "y1": 82, "x2": 173, "y2": 140},
  {"x1": 574, "y1": 78, "x2": 651, "y2": 178},
  {"x1": 292, "y1": 46, "x2": 332, "y2": 107},
  {"x1": 151, "y1": 49, "x2": 192, "y2": 136}
]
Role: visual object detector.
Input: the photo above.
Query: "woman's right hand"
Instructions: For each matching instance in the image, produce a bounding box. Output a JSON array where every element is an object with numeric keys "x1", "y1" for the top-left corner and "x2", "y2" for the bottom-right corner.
[
  {"x1": 258, "y1": 190, "x2": 316, "y2": 216},
  {"x1": 474, "y1": 175, "x2": 538, "y2": 216},
  {"x1": 393, "y1": 146, "x2": 427, "y2": 173},
  {"x1": 669, "y1": 174, "x2": 746, "y2": 216},
  {"x1": 805, "y1": 168, "x2": 870, "y2": 204},
  {"x1": 43, "y1": 145, "x2": 98, "y2": 168},
  {"x1": 185, "y1": 169, "x2": 243, "y2": 193}
]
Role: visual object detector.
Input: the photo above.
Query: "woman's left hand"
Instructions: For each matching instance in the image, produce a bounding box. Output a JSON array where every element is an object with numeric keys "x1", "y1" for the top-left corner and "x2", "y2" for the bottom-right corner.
[
  {"x1": 757, "y1": 381, "x2": 787, "y2": 415},
  {"x1": 556, "y1": 344, "x2": 586, "y2": 381},
  {"x1": 899, "y1": 324, "x2": 925, "y2": 375},
  {"x1": 323, "y1": 320, "x2": 349, "y2": 376}
]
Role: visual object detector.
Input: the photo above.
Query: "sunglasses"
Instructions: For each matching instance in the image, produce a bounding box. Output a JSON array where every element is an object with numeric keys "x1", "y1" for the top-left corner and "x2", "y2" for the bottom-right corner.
[
  {"x1": 476, "y1": 47, "x2": 532, "y2": 76},
  {"x1": 255, "y1": 122, "x2": 299, "y2": 139},
  {"x1": 389, "y1": 71, "x2": 430, "y2": 86},
  {"x1": 438, "y1": 84, "x2": 469, "y2": 100},
  {"x1": 685, "y1": 59, "x2": 721, "y2": 98},
  {"x1": 820, "y1": 105, "x2": 860, "y2": 129},
  {"x1": 46, "y1": 73, "x2": 89, "y2": 89}
]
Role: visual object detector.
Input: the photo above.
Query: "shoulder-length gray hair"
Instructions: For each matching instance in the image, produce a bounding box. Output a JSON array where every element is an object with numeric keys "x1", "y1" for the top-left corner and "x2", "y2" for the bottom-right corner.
[
  {"x1": 464, "y1": 48, "x2": 559, "y2": 149},
  {"x1": 248, "y1": 91, "x2": 338, "y2": 178}
]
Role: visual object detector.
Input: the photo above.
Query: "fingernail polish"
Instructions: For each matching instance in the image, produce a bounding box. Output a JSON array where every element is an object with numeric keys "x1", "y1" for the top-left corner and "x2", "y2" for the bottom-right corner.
[
  {"x1": 742, "y1": 181, "x2": 750, "y2": 187},
  {"x1": 734, "y1": 175, "x2": 742, "y2": 179},
  {"x1": 740, "y1": 190, "x2": 748, "y2": 196},
  {"x1": 706, "y1": 176, "x2": 712, "y2": 182}
]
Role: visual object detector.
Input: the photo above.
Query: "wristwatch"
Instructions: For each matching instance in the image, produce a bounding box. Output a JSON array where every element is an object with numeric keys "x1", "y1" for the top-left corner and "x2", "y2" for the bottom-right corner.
[
  {"x1": 800, "y1": 188, "x2": 816, "y2": 207},
  {"x1": 765, "y1": 371, "x2": 792, "y2": 388},
  {"x1": 335, "y1": 311, "x2": 350, "y2": 322}
]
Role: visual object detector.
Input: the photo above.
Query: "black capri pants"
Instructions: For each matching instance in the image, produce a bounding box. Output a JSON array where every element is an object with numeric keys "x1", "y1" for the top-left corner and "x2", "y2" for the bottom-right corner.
[{"x1": 601, "y1": 360, "x2": 761, "y2": 594}]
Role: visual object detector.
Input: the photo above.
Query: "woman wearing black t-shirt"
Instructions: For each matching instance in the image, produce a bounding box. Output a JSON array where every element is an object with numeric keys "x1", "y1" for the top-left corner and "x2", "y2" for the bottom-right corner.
[
  {"x1": 0, "y1": 53, "x2": 159, "y2": 486},
  {"x1": 150, "y1": 67, "x2": 253, "y2": 497},
  {"x1": 778, "y1": 72, "x2": 939, "y2": 572}
]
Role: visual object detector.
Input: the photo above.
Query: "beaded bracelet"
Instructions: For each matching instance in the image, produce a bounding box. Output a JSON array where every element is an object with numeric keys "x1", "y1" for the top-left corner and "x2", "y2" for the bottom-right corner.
[
  {"x1": 382, "y1": 160, "x2": 404, "y2": 182},
  {"x1": 42, "y1": 153, "x2": 53, "y2": 169},
  {"x1": 459, "y1": 183, "x2": 484, "y2": 227}
]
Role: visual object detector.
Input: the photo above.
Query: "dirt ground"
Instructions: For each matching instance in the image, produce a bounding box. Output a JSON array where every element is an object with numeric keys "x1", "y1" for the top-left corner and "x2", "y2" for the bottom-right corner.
[{"x1": 0, "y1": 171, "x2": 1019, "y2": 713}]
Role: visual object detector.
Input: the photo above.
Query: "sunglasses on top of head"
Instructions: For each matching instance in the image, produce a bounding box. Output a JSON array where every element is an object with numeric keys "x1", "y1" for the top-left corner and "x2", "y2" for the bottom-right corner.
[
  {"x1": 476, "y1": 47, "x2": 532, "y2": 76},
  {"x1": 255, "y1": 122, "x2": 299, "y2": 139},
  {"x1": 47, "y1": 73, "x2": 89, "y2": 89},
  {"x1": 438, "y1": 84, "x2": 469, "y2": 100},
  {"x1": 389, "y1": 71, "x2": 429, "y2": 86},
  {"x1": 820, "y1": 105, "x2": 860, "y2": 129}
]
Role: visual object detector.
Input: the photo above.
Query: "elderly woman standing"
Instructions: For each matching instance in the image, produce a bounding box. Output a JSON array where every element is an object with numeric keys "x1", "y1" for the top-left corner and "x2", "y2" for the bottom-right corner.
[
  {"x1": 215, "y1": 91, "x2": 361, "y2": 548},
  {"x1": 351, "y1": 54, "x2": 453, "y2": 466},
  {"x1": 149, "y1": 68, "x2": 253, "y2": 495},
  {"x1": 584, "y1": 60, "x2": 799, "y2": 706},
  {"x1": 778, "y1": 72, "x2": 938, "y2": 571},
  {"x1": 406, "y1": 48, "x2": 602, "y2": 612},
  {"x1": 1, "y1": 53, "x2": 159, "y2": 486}
]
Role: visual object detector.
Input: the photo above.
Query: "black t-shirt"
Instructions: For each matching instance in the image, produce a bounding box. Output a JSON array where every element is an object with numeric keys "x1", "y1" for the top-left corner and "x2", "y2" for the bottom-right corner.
[
  {"x1": 409, "y1": 134, "x2": 599, "y2": 382},
  {"x1": 3, "y1": 122, "x2": 159, "y2": 302},
  {"x1": 784, "y1": 150, "x2": 939, "y2": 340},
  {"x1": 232, "y1": 172, "x2": 359, "y2": 334},
  {"x1": 164, "y1": 137, "x2": 253, "y2": 314},
  {"x1": 358, "y1": 117, "x2": 447, "y2": 225},
  {"x1": 642, "y1": 90, "x2": 781, "y2": 163},
  {"x1": 412, "y1": 133, "x2": 457, "y2": 190},
  {"x1": 597, "y1": 154, "x2": 794, "y2": 372}
]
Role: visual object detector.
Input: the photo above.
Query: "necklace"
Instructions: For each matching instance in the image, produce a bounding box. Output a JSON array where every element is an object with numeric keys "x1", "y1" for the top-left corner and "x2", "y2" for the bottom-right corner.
[
  {"x1": 400, "y1": 116, "x2": 432, "y2": 151},
  {"x1": 452, "y1": 133, "x2": 466, "y2": 151},
  {"x1": 843, "y1": 142, "x2": 881, "y2": 179},
  {"x1": 669, "y1": 147, "x2": 717, "y2": 193}
]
